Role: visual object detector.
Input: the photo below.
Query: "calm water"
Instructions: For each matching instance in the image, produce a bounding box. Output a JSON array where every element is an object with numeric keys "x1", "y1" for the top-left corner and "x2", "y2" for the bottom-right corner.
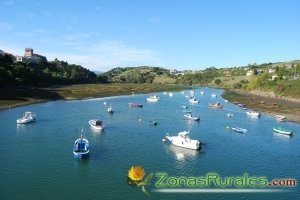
[{"x1": 0, "y1": 88, "x2": 299, "y2": 200}]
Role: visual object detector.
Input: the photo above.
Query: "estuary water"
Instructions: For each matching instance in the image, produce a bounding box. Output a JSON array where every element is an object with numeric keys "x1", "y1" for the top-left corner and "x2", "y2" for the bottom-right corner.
[{"x1": 0, "y1": 88, "x2": 299, "y2": 200}]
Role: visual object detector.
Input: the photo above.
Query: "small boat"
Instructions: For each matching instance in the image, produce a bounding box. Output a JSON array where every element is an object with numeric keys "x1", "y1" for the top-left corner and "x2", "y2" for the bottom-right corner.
[
  {"x1": 73, "y1": 134, "x2": 89, "y2": 159},
  {"x1": 232, "y1": 127, "x2": 248, "y2": 134},
  {"x1": 237, "y1": 103, "x2": 246, "y2": 108},
  {"x1": 246, "y1": 111, "x2": 261, "y2": 118},
  {"x1": 227, "y1": 113, "x2": 234, "y2": 117},
  {"x1": 107, "y1": 106, "x2": 114, "y2": 113},
  {"x1": 17, "y1": 111, "x2": 36, "y2": 124},
  {"x1": 128, "y1": 103, "x2": 143, "y2": 108},
  {"x1": 147, "y1": 95, "x2": 160, "y2": 102},
  {"x1": 165, "y1": 131, "x2": 202, "y2": 150},
  {"x1": 182, "y1": 110, "x2": 192, "y2": 113},
  {"x1": 224, "y1": 100, "x2": 229, "y2": 103},
  {"x1": 168, "y1": 92, "x2": 173, "y2": 97},
  {"x1": 150, "y1": 120, "x2": 158, "y2": 126},
  {"x1": 184, "y1": 113, "x2": 200, "y2": 121},
  {"x1": 211, "y1": 93, "x2": 217, "y2": 98},
  {"x1": 189, "y1": 97, "x2": 199, "y2": 103},
  {"x1": 200, "y1": 91, "x2": 205, "y2": 95},
  {"x1": 275, "y1": 115, "x2": 286, "y2": 122},
  {"x1": 190, "y1": 90, "x2": 195, "y2": 94},
  {"x1": 208, "y1": 102, "x2": 223, "y2": 109},
  {"x1": 273, "y1": 127, "x2": 294, "y2": 136},
  {"x1": 89, "y1": 119, "x2": 104, "y2": 130},
  {"x1": 181, "y1": 105, "x2": 188, "y2": 109}
]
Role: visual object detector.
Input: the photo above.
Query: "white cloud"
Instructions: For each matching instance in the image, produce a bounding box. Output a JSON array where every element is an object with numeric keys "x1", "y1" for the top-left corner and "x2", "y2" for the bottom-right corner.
[{"x1": 46, "y1": 40, "x2": 160, "y2": 71}]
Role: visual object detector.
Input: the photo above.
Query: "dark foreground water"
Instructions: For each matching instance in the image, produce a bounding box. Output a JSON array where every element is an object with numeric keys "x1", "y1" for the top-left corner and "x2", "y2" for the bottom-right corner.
[{"x1": 0, "y1": 88, "x2": 299, "y2": 200}]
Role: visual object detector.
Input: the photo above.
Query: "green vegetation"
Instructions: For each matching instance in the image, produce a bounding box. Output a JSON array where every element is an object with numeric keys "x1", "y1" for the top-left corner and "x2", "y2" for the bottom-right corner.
[{"x1": 0, "y1": 55, "x2": 97, "y2": 87}]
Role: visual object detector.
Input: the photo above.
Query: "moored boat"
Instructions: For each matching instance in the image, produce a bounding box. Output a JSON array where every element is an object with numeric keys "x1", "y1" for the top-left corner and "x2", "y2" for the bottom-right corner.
[
  {"x1": 17, "y1": 111, "x2": 36, "y2": 124},
  {"x1": 89, "y1": 119, "x2": 104, "y2": 130},
  {"x1": 231, "y1": 127, "x2": 248, "y2": 134},
  {"x1": 246, "y1": 111, "x2": 261, "y2": 118},
  {"x1": 184, "y1": 113, "x2": 200, "y2": 121},
  {"x1": 208, "y1": 102, "x2": 223, "y2": 109},
  {"x1": 189, "y1": 97, "x2": 199, "y2": 103},
  {"x1": 107, "y1": 106, "x2": 114, "y2": 113},
  {"x1": 273, "y1": 127, "x2": 293, "y2": 136},
  {"x1": 165, "y1": 131, "x2": 202, "y2": 150},
  {"x1": 128, "y1": 103, "x2": 143, "y2": 108},
  {"x1": 73, "y1": 134, "x2": 89, "y2": 159},
  {"x1": 146, "y1": 95, "x2": 160, "y2": 102},
  {"x1": 227, "y1": 113, "x2": 234, "y2": 117},
  {"x1": 275, "y1": 115, "x2": 286, "y2": 122}
]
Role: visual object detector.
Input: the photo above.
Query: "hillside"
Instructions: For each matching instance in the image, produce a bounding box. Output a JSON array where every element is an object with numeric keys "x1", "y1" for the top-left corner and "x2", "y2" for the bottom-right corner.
[{"x1": 0, "y1": 54, "x2": 98, "y2": 87}]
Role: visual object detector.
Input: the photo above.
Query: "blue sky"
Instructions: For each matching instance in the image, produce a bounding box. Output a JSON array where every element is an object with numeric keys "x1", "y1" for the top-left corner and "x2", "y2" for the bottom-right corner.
[{"x1": 1, "y1": 0, "x2": 299, "y2": 71}]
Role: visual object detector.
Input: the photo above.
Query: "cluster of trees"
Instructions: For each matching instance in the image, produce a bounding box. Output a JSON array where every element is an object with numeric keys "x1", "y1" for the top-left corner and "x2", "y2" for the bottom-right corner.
[
  {"x1": 102, "y1": 66, "x2": 171, "y2": 84},
  {"x1": 0, "y1": 54, "x2": 97, "y2": 87}
]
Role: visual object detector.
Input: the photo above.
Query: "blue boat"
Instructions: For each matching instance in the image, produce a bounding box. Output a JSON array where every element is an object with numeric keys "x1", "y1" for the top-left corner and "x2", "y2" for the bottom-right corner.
[{"x1": 73, "y1": 135, "x2": 90, "y2": 159}]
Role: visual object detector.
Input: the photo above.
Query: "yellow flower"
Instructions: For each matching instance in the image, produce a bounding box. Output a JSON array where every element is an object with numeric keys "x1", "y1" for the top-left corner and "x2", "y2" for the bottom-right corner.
[{"x1": 128, "y1": 166, "x2": 145, "y2": 181}]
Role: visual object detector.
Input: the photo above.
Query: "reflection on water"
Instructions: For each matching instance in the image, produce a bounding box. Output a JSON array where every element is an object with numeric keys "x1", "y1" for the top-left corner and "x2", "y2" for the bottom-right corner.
[{"x1": 167, "y1": 144, "x2": 199, "y2": 161}]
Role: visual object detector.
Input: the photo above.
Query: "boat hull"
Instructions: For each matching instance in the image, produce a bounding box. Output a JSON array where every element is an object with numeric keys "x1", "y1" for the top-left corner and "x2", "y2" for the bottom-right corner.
[
  {"x1": 166, "y1": 136, "x2": 200, "y2": 150},
  {"x1": 273, "y1": 127, "x2": 293, "y2": 135},
  {"x1": 89, "y1": 120, "x2": 104, "y2": 130}
]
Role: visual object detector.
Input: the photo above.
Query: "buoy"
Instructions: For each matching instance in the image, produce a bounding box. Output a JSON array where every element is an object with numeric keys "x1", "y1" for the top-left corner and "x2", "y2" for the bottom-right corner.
[{"x1": 138, "y1": 118, "x2": 142, "y2": 122}]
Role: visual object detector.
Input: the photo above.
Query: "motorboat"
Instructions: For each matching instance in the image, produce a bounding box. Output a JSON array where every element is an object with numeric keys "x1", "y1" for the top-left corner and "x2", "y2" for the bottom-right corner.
[
  {"x1": 208, "y1": 102, "x2": 223, "y2": 109},
  {"x1": 237, "y1": 103, "x2": 246, "y2": 108},
  {"x1": 16, "y1": 111, "x2": 36, "y2": 124},
  {"x1": 184, "y1": 113, "x2": 200, "y2": 121},
  {"x1": 168, "y1": 92, "x2": 173, "y2": 97},
  {"x1": 165, "y1": 131, "x2": 202, "y2": 150},
  {"x1": 73, "y1": 134, "x2": 89, "y2": 159},
  {"x1": 231, "y1": 127, "x2": 248, "y2": 134},
  {"x1": 146, "y1": 95, "x2": 160, "y2": 102},
  {"x1": 200, "y1": 91, "x2": 205, "y2": 95},
  {"x1": 128, "y1": 103, "x2": 143, "y2": 108},
  {"x1": 107, "y1": 106, "x2": 114, "y2": 113},
  {"x1": 211, "y1": 93, "x2": 217, "y2": 98},
  {"x1": 275, "y1": 115, "x2": 286, "y2": 122},
  {"x1": 273, "y1": 127, "x2": 294, "y2": 136},
  {"x1": 227, "y1": 113, "x2": 234, "y2": 117},
  {"x1": 89, "y1": 119, "x2": 104, "y2": 130},
  {"x1": 150, "y1": 120, "x2": 158, "y2": 126},
  {"x1": 246, "y1": 111, "x2": 261, "y2": 118},
  {"x1": 190, "y1": 90, "x2": 195, "y2": 94},
  {"x1": 189, "y1": 97, "x2": 199, "y2": 103}
]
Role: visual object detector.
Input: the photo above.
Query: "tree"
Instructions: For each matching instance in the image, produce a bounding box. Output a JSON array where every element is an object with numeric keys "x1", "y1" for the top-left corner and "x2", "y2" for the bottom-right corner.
[{"x1": 214, "y1": 79, "x2": 222, "y2": 85}]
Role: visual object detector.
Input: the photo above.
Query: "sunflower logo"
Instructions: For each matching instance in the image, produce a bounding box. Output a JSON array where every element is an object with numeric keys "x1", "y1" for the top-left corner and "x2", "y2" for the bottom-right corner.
[{"x1": 127, "y1": 166, "x2": 153, "y2": 196}]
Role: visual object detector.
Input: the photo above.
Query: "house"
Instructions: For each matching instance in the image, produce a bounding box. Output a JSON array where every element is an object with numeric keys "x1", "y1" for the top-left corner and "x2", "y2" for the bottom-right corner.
[
  {"x1": 0, "y1": 50, "x2": 4, "y2": 56},
  {"x1": 246, "y1": 70, "x2": 253, "y2": 76},
  {"x1": 268, "y1": 68, "x2": 276, "y2": 73},
  {"x1": 16, "y1": 48, "x2": 47, "y2": 64}
]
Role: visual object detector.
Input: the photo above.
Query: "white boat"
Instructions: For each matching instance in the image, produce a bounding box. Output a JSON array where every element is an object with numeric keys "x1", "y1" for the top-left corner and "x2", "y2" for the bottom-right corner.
[
  {"x1": 166, "y1": 131, "x2": 202, "y2": 150},
  {"x1": 190, "y1": 90, "x2": 195, "y2": 94},
  {"x1": 73, "y1": 134, "x2": 89, "y2": 159},
  {"x1": 211, "y1": 93, "x2": 217, "y2": 98},
  {"x1": 168, "y1": 92, "x2": 173, "y2": 97},
  {"x1": 189, "y1": 97, "x2": 199, "y2": 103},
  {"x1": 208, "y1": 102, "x2": 223, "y2": 109},
  {"x1": 147, "y1": 95, "x2": 160, "y2": 102},
  {"x1": 107, "y1": 106, "x2": 114, "y2": 113},
  {"x1": 184, "y1": 113, "x2": 200, "y2": 121},
  {"x1": 273, "y1": 127, "x2": 293, "y2": 136},
  {"x1": 16, "y1": 111, "x2": 36, "y2": 124},
  {"x1": 200, "y1": 91, "x2": 205, "y2": 95},
  {"x1": 232, "y1": 127, "x2": 248, "y2": 134},
  {"x1": 89, "y1": 119, "x2": 104, "y2": 130},
  {"x1": 275, "y1": 115, "x2": 286, "y2": 122},
  {"x1": 227, "y1": 113, "x2": 234, "y2": 117},
  {"x1": 246, "y1": 111, "x2": 261, "y2": 118}
]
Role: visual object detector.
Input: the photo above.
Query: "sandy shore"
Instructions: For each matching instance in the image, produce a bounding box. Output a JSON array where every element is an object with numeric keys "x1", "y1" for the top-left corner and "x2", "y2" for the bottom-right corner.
[{"x1": 222, "y1": 89, "x2": 300, "y2": 124}]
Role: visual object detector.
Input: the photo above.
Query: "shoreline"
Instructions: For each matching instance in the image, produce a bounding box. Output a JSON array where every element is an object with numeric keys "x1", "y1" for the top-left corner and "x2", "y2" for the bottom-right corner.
[
  {"x1": 222, "y1": 89, "x2": 300, "y2": 124},
  {"x1": 0, "y1": 83, "x2": 187, "y2": 111}
]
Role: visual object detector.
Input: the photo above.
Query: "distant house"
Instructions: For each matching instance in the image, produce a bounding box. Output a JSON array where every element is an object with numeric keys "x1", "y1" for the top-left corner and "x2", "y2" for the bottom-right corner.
[
  {"x1": 246, "y1": 70, "x2": 253, "y2": 76},
  {"x1": 0, "y1": 50, "x2": 4, "y2": 56},
  {"x1": 272, "y1": 75, "x2": 278, "y2": 80},
  {"x1": 268, "y1": 68, "x2": 276, "y2": 73},
  {"x1": 15, "y1": 48, "x2": 47, "y2": 64}
]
